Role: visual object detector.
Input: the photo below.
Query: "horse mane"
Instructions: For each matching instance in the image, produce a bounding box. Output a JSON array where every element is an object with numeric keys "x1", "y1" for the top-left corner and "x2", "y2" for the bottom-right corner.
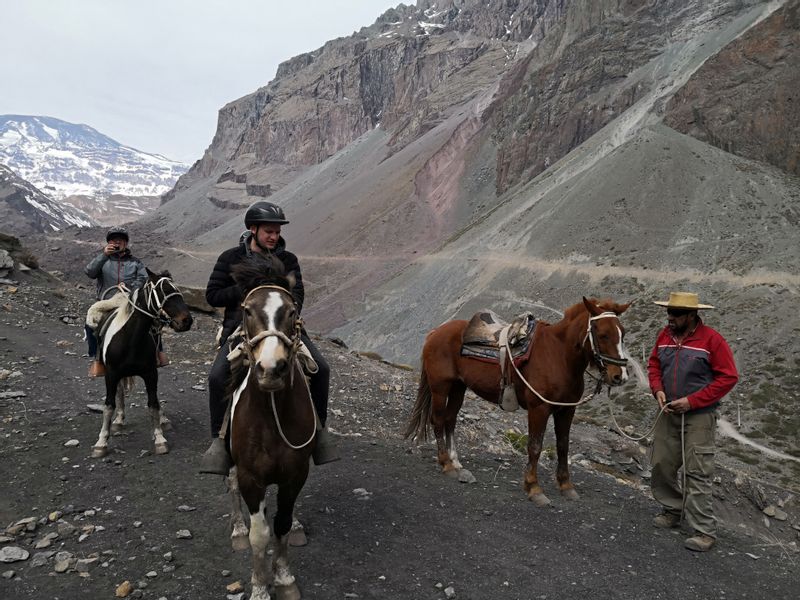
[
  {"x1": 231, "y1": 253, "x2": 290, "y2": 294},
  {"x1": 562, "y1": 297, "x2": 625, "y2": 321}
]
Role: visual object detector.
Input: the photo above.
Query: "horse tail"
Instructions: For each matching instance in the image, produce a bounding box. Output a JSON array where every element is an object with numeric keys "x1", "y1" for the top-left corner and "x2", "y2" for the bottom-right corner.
[
  {"x1": 122, "y1": 377, "x2": 136, "y2": 394},
  {"x1": 404, "y1": 364, "x2": 432, "y2": 441}
]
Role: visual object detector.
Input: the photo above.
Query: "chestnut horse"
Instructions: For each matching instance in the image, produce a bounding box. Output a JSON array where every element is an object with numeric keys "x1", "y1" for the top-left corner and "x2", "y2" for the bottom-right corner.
[
  {"x1": 406, "y1": 297, "x2": 630, "y2": 506},
  {"x1": 226, "y1": 254, "x2": 317, "y2": 600}
]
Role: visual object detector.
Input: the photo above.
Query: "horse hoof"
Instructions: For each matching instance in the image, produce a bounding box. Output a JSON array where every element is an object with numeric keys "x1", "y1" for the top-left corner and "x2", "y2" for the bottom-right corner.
[
  {"x1": 457, "y1": 469, "x2": 477, "y2": 484},
  {"x1": 529, "y1": 492, "x2": 551, "y2": 507},
  {"x1": 275, "y1": 582, "x2": 302, "y2": 600},
  {"x1": 111, "y1": 423, "x2": 124, "y2": 434},
  {"x1": 288, "y1": 528, "x2": 308, "y2": 547},
  {"x1": 443, "y1": 468, "x2": 460, "y2": 479},
  {"x1": 561, "y1": 487, "x2": 579, "y2": 501},
  {"x1": 160, "y1": 418, "x2": 173, "y2": 431},
  {"x1": 154, "y1": 443, "x2": 169, "y2": 455},
  {"x1": 231, "y1": 534, "x2": 250, "y2": 552},
  {"x1": 91, "y1": 446, "x2": 108, "y2": 459}
]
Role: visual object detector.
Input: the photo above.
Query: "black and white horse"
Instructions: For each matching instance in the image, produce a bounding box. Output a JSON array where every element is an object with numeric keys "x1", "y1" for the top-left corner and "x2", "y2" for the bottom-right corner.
[{"x1": 91, "y1": 269, "x2": 193, "y2": 458}]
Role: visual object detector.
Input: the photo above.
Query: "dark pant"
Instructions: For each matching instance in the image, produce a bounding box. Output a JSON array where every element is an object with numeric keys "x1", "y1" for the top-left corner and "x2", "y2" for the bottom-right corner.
[
  {"x1": 208, "y1": 331, "x2": 330, "y2": 437},
  {"x1": 86, "y1": 325, "x2": 98, "y2": 358}
]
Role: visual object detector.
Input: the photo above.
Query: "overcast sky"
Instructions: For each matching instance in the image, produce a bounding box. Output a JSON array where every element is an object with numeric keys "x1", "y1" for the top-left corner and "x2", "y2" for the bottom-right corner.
[{"x1": 0, "y1": 0, "x2": 397, "y2": 163}]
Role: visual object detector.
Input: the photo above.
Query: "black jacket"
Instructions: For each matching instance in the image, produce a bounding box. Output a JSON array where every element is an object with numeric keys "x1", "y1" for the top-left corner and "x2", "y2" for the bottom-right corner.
[{"x1": 205, "y1": 233, "x2": 304, "y2": 338}]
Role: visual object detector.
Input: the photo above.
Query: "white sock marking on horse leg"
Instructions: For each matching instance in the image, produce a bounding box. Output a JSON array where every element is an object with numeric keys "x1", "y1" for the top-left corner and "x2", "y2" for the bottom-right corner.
[
  {"x1": 272, "y1": 531, "x2": 295, "y2": 587},
  {"x1": 94, "y1": 406, "x2": 113, "y2": 450},
  {"x1": 249, "y1": 500, "x2": 272, "y2": 600},
  {"x1": 149, "y1": 407, "x2": 167, "y2": 448},
  {"x1": 112, "y1": 382, "x2": 126, "y2": 427},
  {"x1": 446, "y1": 432, "x2": 463, "y2": 470}
]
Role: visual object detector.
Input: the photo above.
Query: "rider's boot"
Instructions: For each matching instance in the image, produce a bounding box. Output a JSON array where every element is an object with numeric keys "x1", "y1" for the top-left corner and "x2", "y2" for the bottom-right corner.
[
  {"x1": 157, "y1": 351, "x2": 170, "y2": 368},
  {"x1": 199, "y1": 437, "x2": 232, "y2": 475},
  {"x1": 88, "y1": 360, "x2": 106, "y2": 378},
  {"x1": 312, "y1": 427, "x2": 341, "y2": 465}
]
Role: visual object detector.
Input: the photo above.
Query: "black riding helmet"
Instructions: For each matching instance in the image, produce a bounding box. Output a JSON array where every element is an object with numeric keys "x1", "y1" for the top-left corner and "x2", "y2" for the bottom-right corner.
[
  {"x1": 106, "y1": 226, "x2": 129, "y2": 242},
  {"x1": 244, "y1": 201, "x2": 289, "y2": 227}
]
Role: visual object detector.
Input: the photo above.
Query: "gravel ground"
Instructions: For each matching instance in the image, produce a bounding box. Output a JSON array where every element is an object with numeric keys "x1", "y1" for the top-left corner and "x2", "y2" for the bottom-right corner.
[{"x1": 1, "y1": 272, "x2": 799, "y2": 600}]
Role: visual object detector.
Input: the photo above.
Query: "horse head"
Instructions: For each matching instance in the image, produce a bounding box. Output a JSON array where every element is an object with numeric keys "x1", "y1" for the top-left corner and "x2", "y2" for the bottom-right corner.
[
  {"x1": 233, "y1": 254, "x2": 299, "y2": 392},
  {"x1": 145, "y1": 269, "x2": 193, "y2": 332},
  {"x1": 582, "y1": 297, "x2": 631, "y2": 386}
]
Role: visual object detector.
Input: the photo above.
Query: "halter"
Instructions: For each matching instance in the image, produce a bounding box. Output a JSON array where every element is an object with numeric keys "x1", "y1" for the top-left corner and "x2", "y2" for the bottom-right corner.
[
  {"x1": 240, "y1": 285, "x2": 304, "y2": 380},
  {"x1": 121, "y1": 278, "x2": 185, "y2": 328},
  {"x1": 583, "y1": 312, "x2": 629, "y2": 373}
]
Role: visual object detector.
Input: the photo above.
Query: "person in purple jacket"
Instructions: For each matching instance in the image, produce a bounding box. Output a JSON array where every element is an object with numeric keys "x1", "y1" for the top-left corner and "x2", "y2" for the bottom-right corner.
[{"x1": 647, "y1": 291, "x2": 738, "y2": 552}]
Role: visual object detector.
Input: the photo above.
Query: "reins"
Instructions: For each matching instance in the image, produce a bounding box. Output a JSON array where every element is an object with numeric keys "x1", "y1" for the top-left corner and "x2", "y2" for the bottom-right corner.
[{"x1": 505, "y1": 311, "x2": 627, "y2": 408}]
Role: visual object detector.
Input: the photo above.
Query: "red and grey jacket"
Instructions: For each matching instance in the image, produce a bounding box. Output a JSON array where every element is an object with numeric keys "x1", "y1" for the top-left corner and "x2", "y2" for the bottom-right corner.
[{"x1": 647, "y1": 320, "x2": 739, "y2": 413}]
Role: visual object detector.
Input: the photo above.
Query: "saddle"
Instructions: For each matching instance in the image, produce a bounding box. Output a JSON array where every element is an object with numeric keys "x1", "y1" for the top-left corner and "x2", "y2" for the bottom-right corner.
[
  {"x1": 86, "y1": 293, "x2": 130, "y2": 347},
  {"x1": 461, "y1": 309, "x2": 537, "y2": 365}
]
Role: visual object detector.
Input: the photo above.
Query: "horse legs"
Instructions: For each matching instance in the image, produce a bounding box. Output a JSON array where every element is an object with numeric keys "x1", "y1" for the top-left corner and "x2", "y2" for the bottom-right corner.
[
  {"x1": 272, "y1": 482, "x2": 304, "y2": 600},
  {"x1": 241, "y1": 482, "x2": 273, "y2": 600},
  {"x1": 92, "y1": 374, "x2": 121, "y2": 458},
  {"x1": 442, "y1": 383, "x2": 470, "y2": 480},
  {"x1": 142, "y1": 369, "x2": 168, "y2": 455},
  {"x1": 428, "y1": 377, "x2": 459, "y2": 475},
  {"x1": 111, "y1": 381, "x2": 126, "y2": 433},
  {"x1": 553, "y1": 407, "x2": 579, "y2": 500},
  {"x1": 524, "y1": 403, "x2": 552, "y2": 506},
  {"x1": 228, "y1": 466, "x2": 251, "y2": 551}
]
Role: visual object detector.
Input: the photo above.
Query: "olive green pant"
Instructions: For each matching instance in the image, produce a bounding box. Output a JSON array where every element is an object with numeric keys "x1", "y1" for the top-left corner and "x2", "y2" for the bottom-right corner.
[{"x1": 650, "y1": 411, "x2": 717, "y2": 538}]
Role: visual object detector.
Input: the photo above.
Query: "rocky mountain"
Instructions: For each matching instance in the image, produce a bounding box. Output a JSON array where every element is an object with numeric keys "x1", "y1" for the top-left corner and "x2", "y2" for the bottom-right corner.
[
  {"x1": 43, "y1": 0, "x2": 799, "y2": 465},
  {"x1": 0, "y1": 115, "x2": 188, "y2": 225},
  {"x1": 0, "y1": 163, "x2": 95, "y2": 234}
]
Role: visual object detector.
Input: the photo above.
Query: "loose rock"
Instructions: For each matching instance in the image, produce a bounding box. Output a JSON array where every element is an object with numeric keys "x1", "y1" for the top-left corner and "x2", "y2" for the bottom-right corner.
[
  {"x1": 116, "y1": 580, "x2": 134, "y2": 597},
  {"x1": 176, "y1": 529, "x2": 192, "y2": 539},
  {"x1": 0, "y1": 546, "x2": 30, "y2": 563}
]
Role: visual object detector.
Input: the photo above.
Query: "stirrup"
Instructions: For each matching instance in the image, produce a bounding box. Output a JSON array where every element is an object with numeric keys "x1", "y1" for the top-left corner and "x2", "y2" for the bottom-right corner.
[
  {"x1": 500, "y1": 385, "x2": 519, "y2": 412},
  {"x1": 312, "y1": 428, "x2": 341, "y2": 465},
  {"x1": 88, "y1": 360, "x2": 106, "y2": 378},
  {"x1": 199, "y1": 437, "x2": 232, "y2": 475}
]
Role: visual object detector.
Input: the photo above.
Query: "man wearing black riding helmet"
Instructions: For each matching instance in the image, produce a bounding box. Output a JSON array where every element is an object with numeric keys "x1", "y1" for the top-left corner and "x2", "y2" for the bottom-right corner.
[
  {"x1": 200, "y1": 201, "x2": 340, "y2": 474},
  {"x1": 84, "y1": 226, "x2": 164, "y2": 377}
]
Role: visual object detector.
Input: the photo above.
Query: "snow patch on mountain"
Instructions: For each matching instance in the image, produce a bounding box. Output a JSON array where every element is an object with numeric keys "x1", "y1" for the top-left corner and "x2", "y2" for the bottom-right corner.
[{"x1": 0, "y1": 115, "x2": 188, "y2": 199}]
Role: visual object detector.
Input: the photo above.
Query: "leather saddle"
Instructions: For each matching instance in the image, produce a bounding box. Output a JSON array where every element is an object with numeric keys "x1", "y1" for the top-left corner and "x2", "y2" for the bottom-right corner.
[{"x1": 461, "y1": 309, "x2": 537, "y2": 364}]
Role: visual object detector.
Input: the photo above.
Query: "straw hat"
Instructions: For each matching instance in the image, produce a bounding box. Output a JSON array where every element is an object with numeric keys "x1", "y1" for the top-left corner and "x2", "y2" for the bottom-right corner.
[{"x1": 653, "y1": 291, "x2": 714, "y2": 310}]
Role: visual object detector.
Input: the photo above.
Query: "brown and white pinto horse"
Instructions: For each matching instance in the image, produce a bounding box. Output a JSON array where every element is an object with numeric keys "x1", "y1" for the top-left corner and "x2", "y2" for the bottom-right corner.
[
  {"x1": 226, "y1": 254, "x2": 316, "y2": 600},
  {"x1": 406, "y1": 297, "x2": 630, "y2": 506},
  {"x1": 91, "y1": 270, "x2": 192, "y2": 458}
]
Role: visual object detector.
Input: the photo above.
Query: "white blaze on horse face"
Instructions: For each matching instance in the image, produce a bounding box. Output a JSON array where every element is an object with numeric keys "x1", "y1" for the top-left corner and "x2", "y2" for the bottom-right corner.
[
  {"x1": 255, "y1": 292, "x2": 288, "y2": 370},
  {"x1": 616, "y1": 325, "x2": 629, "y2": 382}
]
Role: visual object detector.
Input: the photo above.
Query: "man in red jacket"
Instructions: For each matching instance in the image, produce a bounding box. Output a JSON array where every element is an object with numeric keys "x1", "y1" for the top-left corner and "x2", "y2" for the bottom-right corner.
[{"x1": 647, "y1": 291, "x2": 738, "y2": 552}]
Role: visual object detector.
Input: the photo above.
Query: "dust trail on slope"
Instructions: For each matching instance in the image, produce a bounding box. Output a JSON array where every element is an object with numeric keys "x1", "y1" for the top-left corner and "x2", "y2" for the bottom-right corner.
[{"x1": 717, "y1": 417, "x2": 800, "y2": 463}]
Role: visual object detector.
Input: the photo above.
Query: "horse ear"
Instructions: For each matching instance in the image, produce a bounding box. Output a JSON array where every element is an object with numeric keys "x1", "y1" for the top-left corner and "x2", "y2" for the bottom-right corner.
[
  {"x1": 582, "y1": 296, "x2": 601, "y2": 316},
  {"x1": 146, "y1": 267, "x2": 156, "y2": 280},
  {"x1": 617, "y1": 299, "x2": 634, "y2": 314}
]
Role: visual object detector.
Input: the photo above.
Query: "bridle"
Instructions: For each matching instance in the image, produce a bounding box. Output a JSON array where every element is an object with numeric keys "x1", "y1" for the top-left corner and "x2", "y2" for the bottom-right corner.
[
  {"x1": 120, "y1": 278, "x2": 185, "y2": 328},
  {"x1": 583, "y1": 312, "x2": 629, "y2": 375},
  {"x1": 238, "y1": 284, "x2": 314, "y2": 450},
  {"x1": 239, "y1": 285, "x2": 303, "y2": 380},
  {"x1": 505, "y1": 311, "x2": 628, "y2": 407}
]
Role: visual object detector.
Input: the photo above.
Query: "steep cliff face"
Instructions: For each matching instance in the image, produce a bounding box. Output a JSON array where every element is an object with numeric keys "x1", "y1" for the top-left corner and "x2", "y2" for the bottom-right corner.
[
  {"x1": 491, "y1": 0, "x2": 763, "y2": 194},
  {"x1": 665, "y1": 0, "x2": 800, "y2": 175}
]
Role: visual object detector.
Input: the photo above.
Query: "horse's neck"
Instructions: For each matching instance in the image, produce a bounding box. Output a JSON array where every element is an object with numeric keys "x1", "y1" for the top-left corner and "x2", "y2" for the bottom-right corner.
[{"x1": 543, "y1": 311, "x2": 590, "y2": 371}]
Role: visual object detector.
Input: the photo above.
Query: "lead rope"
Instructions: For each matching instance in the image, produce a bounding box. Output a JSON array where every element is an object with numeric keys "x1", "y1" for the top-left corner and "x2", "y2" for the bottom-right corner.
[
  {"x1": 270, "y1": 366, "x2": 317, "y2": 450},
  {"x1": 606, "y1": 387, "x2": 688, "y2": 523}
]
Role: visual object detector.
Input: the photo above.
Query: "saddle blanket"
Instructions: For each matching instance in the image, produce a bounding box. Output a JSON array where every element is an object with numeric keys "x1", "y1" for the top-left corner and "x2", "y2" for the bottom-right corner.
[{"x1": 460, "y1": 309, "x2": 537, "y2": 365}]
